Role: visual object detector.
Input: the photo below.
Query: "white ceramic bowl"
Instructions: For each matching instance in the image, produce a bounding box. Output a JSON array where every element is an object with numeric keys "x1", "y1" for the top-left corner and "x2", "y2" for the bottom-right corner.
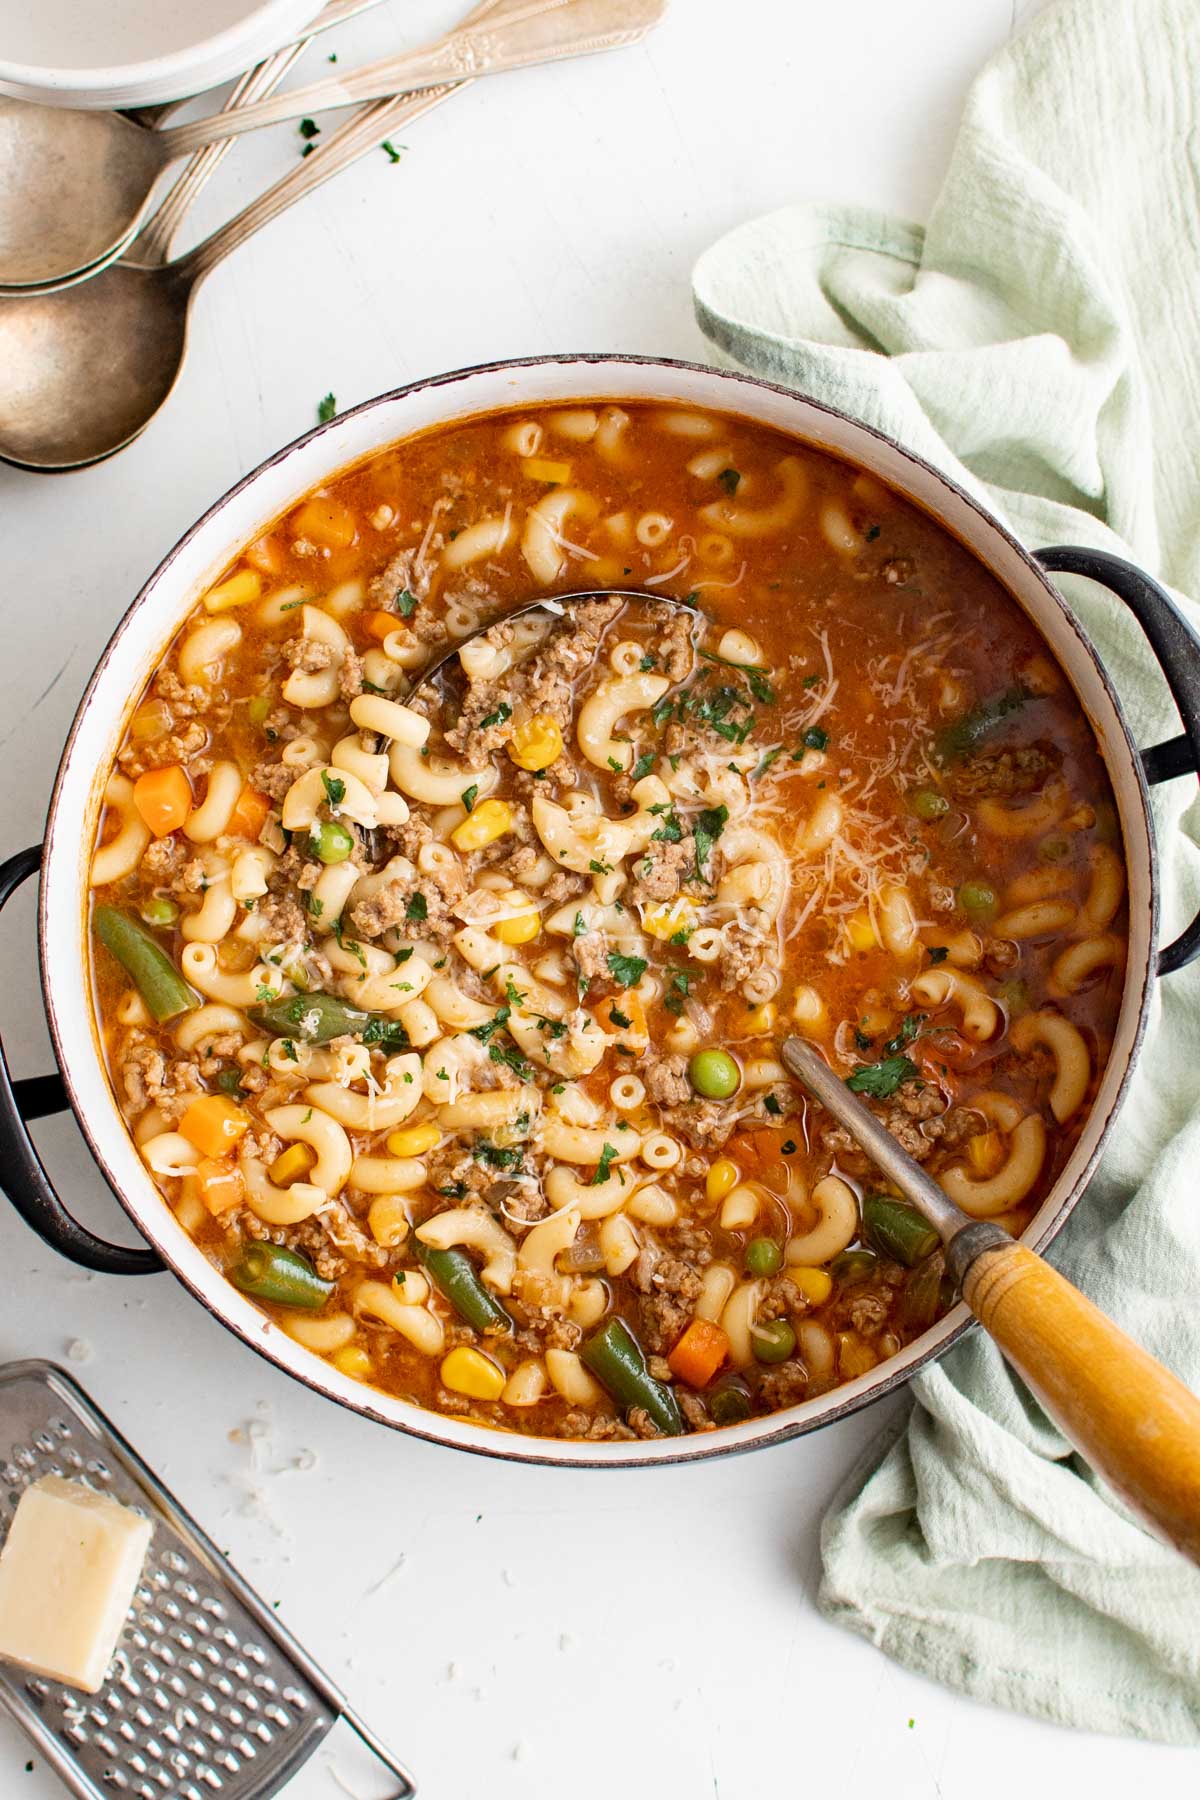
[{"x1": 0, "y1": 0, "x2": 328, "y2": 110}]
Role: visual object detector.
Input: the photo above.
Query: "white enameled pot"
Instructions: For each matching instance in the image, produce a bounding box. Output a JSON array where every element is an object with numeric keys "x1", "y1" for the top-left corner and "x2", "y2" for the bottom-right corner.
[{"x1": 3, "y1": 356, "x2": 1199, "y2": 1467}]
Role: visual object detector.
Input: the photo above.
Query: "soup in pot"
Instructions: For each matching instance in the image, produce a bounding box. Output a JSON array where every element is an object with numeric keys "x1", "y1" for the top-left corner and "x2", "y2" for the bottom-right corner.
[{"x1": 87, "y1": 403, "x2": 1128, "y2": 1440}]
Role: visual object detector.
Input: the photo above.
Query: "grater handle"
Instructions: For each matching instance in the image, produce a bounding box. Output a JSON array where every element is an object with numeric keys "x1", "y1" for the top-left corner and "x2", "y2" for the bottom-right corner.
[
  {"x1": 0, "y1": 846, "x2": 162, "y2": 1275},
  {"x1": 341, "y1": 1705, "x2": 418, "y2": 1796}
]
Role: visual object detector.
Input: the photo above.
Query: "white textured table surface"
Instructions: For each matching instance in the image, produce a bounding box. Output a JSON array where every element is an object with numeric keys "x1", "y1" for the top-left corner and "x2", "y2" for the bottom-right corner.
[{"x1": 1, "y1": 1, "x2": 1192, "y2": 1794}]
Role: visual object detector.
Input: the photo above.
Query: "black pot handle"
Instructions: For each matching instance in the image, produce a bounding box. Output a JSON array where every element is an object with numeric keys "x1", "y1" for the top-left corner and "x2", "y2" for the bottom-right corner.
[
  {"x1": 1036, "y1": 546, "x2": 1200, "y2": 977},
  {"x1": 0, "y1": 845, "x2": 162, "y2": 1275}
]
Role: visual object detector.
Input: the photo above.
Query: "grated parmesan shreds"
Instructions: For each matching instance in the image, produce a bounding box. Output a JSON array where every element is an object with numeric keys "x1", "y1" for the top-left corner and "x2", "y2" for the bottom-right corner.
[
  {"x1": 415, "y1": 495, "x2": 452, "y2": 579},
  {"x1": 546, "y1": 520, "x2": 600, "y2": 562},
  {"x1": 645, "y1": 554, "x2": 692, "y2": 588},
  {"x1": 690, "y1": 560, "x2": 747, "y2": 592}
]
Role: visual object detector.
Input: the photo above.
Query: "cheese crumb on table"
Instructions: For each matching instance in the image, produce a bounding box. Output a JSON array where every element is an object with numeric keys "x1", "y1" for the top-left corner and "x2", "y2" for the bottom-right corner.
[{"x1": 0, "y1": 1475, "x2": 152, "y2": 1693}]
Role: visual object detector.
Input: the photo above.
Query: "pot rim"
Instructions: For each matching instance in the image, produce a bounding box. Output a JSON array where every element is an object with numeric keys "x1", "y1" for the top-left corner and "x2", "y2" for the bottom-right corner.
[{"x1": 37, "y1": 352, "x2": 1158, "y2": 1467}]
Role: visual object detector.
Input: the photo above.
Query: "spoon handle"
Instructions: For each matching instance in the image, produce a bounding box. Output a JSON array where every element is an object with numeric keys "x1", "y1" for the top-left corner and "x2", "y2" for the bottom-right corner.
[
  {"x1": 176, "y1": 0, "x2": 506, "y2": 285},
  {"x1": 158, "y1": 0, "x2": 665, "y2": 159},
  {"x1": 780, "y1": 1035, "x2": 1200, "y2": 1564}
]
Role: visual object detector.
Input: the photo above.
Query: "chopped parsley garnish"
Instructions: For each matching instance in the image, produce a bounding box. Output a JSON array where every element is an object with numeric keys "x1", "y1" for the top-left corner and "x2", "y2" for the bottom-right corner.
[
  {"x1": 394, "y1": 947, "x2": 414, "y2": 965},
  {"x1": 588, "y1": 858, "x2": 613, "y2": 876},
  {"x1": 505, "y1": 975, "x2": 527, "y2": 1008},
  {"x1": 803, "y1": 673, "x2": 821, "y2": 689},
  {"x1": 320, "y1": 770, "x2": 346, "y2": 807},
  {"x1": 927, "y1": 945, "x2": 949, "y2": 965},
  {"x1": 781, "y1": 1139, "x2": 797, "y2": 1155},
  {"x1": 663, "y1": 968, "x2": 693, "y2": 1015},
  {"x1": 472, "y1": 1141, "x2": 524, "y2": 1171},
  {"x1": 332, "y1": 915, "x2": 366, "y2": 965},
  {"x1": 651, "y1": 695, "x2": 674, "y2": 730},
  {"x1": 572, "y1": 911, "x2": 587, "y2": 937},
  {"x1": 461, "y1": 783, "x2": 478, "y2": 813},
  {"x1": 405, "y1": 892, "x2": 427, "y2": 923},
  {"x1": 717, "y1": 467, "x2": 741, "y2": 494},
  {"x1": 631, "y1": 751, "x2": 656, "y2": 781},
  {"x1": 489, "y1": 1041, "x2": 535, "y2": 1083},
  {"x1": 865, "y1": 523, "x2": 881, "y2": 541},
  {"x1": 254, "y1": 983, "x2": 274, "y2": 1004},
  {"x1": 650, "y1": 806, "x2": 683, "y2": 844},
  {"x1": 753, "y1": 747, "x2": 782, "y2": 779},
  {"x1": 479, "y1": 701, "x2": 513, "y2": 730},
  {"x1": 763, "y1": 1093, "x2": 782, "y2": 1116},
  {"x1": 395, "y1": 588, "x2": 419, "y2": 617},
  {"x1": 884, "y1": 1013, "x2": 926, "y2": 1055},
  {"x1": 693, "y1": 803, "x2": 729, "y2": 879},
  {"x1": 306, "y1": 894, "x2": 324, "y2": 919},
  {"x1": 802, "y1": 725, "x2": 829, "y2": 751},
  {"x1": 361, "y1": 1016, "x2": 409, "y2": 1051},
  {"x1": 669, "y1": 927, "x2": 692, "y2": 946},
  {"x1": 846, "y1": 1055, "x2": 919, "y2": 1099},
  {"x1": 607, "y1": 756, "x2": 623, "y2": 773},
  {"x1": 606, "y1": 952, "x2": 647, "y2": 989},
  {"x1": 747, "y1": 669, "x2": 776, "y2": 705},
  {"x1": 438, "y1": 1181, "x2": 468, "y2": 1200},
  {"x1": 639, "y1": 654, "x2": 657, "y2": 671},
  {"x1": 317, "y1": 392, "x2": 336, "y2": 424},
  {"x1": 606, "y1": 1005, "x2": 632, "y2": 1030},
  {"x1": 591, "y1": 1143, "x2": 619, "y2": 1185},
  {"x1": 534, "y1": 1014, "x2": 568, "y2": 1038},
  {"x1": 469, "y1": 1006, "x2": 511, "y2": 1045}
]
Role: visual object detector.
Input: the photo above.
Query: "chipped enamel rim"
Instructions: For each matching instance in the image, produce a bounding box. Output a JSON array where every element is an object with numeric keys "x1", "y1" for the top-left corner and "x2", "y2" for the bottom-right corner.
[{"x1": 38, "y1": 356, "x2": 1155, "y2": 1466}]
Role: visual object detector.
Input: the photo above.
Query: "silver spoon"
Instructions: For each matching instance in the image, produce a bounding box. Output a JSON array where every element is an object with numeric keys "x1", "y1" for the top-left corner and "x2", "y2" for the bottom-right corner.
[
  {"x1": 779, "y1": 1035, "x2": 1200, "y2": 1564},
  {"x1": 0, "y1": 0, "x2": 664, "y2": 288},
  {"x1": 0, "y1": 0, "x2": 513, "y2": 473},
  {"x1": 0, "y1": 0, "x2": 389, "y2": 297}
]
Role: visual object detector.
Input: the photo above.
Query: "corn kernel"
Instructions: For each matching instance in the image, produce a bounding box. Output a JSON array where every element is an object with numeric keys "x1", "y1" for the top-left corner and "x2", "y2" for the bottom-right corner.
[
  {"x1": 967, "y1": 1129, "x2": 1005, "y2": 1176},
  {"x1": 332, "y1": 1345, "x2": 373, "y2": 1381},
  {"x1": 642, "y1": 897, "x2": 698, "y2": 941},
  {"x1": 129, "y1": 699, "x2": 172, "y2": 740},
  {"x1": 269, "y1": 1142, "x2": 315, "y2": 1187},
  {"x1": 742, "y1": 1002, "x2": 776, "y2": 1037},
  {"x1": 203, "y1": 568, "x2": 262, "y2": 613},
  {"x1": 837, "y1": 1332, "x2": 877, "y2": 1380},
  {"x1": 523, "y1": 457, "x2": 572, "y2": 485},
  {"x1": 705, "y1": 1157, "x2": 740, "y2": 1204},
  {"x1": 451, "y1": 798, "x2": 513, "y2": 851},
  {"x1": 386, "y1": 1122, "x2": 442, "y2": 1158},
  {"x1": 440, "y1": 1346, "x2": 506, "y2": 1401},
  {"x1": 367, "y1": 1194, "x2": 410, "y2": 1248},
  {"x1": 787, "y1": 1266, "x2": 833, "y2": 1306},
  {"x1": 494, "y1": 892, "x2": 541, "y2": 945},
  {"x1": 507, "y1": 713, "x2": 564, "y2": 773},
  {"x1": 846, "y1": 910, "x2": 878, "y2": 953}
]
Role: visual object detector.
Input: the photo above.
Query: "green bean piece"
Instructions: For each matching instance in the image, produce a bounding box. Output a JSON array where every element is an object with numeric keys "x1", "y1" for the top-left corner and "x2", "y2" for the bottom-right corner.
[
  {"x1": 957, "y1": 879, "x2": 997, "y2": 920},
  {"x1": 215, "y1": 1067, "x2": 245, "y2": 1096},
  {"x1": 899, "y1": 1252, "x2": 946, "y2": 1332},
  {"x1": 751, "y1": 1318, "x2": 796, "y2": 1364},
  {"x1": 308, "y1": 819, "x2": 355, "y2": 865},
  {"x1": 1037, "y1": 832, "x2": 1071, "y2": 863},
  {"x1": 745, "y1": 1237, "x2": 783, "y2": 1277},
  {"x1": 414, "y1": 1243, "x2": 512, "y2": 1335},
  {"x1": 581, "y1": 1317, "x2": 684, "y2": 1436},
  {"x1": 230, "y1": 1243, "x2": 333, "y2": 1310},
  {"x1": 862, "y1": 1194, "x2": 941, "y2": 1268},
  {"x1": 909, "y1": 787, "x2": 949, "y2": 821},
  {"x1": 247, "y1": 693, "x2": 272, "y2": 726},
  {"x1": 688, "y1": 1048, "x2": 741, "y2": 1099},
  {"x1": 92, "y1": 905, "x2": 200, "y2": 1024},
  {"x1": 831, "y1": 1247, "x2": 878, "y2": 1286},
  {"x1": 709, "y1": 1379, "x2": 753, "y2": 1425},
  {"x1": 249, "y1": 990, "x2": 408, "y2": 1048},
  {"x1": 933, "y1": 684, "x2": 1028, "y2": 761}
]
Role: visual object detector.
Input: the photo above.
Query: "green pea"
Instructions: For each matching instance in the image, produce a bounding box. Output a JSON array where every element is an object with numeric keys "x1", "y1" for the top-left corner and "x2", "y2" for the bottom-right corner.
[
  {"x1": 996, "y1": 976, "x2": 1030, "y2": 1017},
  {"x1": 709, "y1": 1380, "x2": 753, "y2": 1425},
  {"x1": 140, "y1": 896, "x2": 179, "y2": 928},
  {"x1": 248, "y1": 694, "x2": 272, "y2": 725},
  {"x1": 215, "y1": 1067, "x2": 245, "y2": 1096},
  {"x1": 831, "y1": 1248, "x2": 878, "y2": 1286},
  {"x1": 957, "y1": 879, "x2": 997, "y2": 920},
  {"x1": 752, "y1": 1318, "x2": 796, "y2": 1364},
  {"x1": 745, "y1": 1237, "x2": 783, "y2": 1277},
  {"x1": 1037, "y1": 833, "x2": 1070, "y2": 863},
  {"x1": 910, "y1": 787, "x2": 949, "y2": 821},
  {"x1": 688, "y1": 1048, "x2": 741, "y2": 1100},
  {"x1": 308, "y1": 819, "x2": 355, "y2": 864}
]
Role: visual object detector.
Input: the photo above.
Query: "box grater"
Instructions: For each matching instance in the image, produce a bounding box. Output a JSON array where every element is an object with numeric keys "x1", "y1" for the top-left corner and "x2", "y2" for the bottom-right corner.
[{"x1": 0, "y1": 1360, "x2": 415, "y2": 1799}]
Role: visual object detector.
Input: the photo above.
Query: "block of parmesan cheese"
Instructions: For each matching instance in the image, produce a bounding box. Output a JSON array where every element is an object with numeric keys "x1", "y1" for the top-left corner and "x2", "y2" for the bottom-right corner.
[{"x1": 0, "y1": 1475, "x2": 152, "y2": 1693}]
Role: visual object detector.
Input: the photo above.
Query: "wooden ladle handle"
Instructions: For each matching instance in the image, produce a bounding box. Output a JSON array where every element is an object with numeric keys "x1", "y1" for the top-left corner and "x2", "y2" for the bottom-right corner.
[{"x1": 962, "y1": 1240, "x2": 1200, "y2": 1560}]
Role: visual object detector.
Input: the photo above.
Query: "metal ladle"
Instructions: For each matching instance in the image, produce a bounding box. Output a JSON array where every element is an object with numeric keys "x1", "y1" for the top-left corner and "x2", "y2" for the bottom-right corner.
[
  {"x1": 0, "y1": 0, "x2": 664, "y2": 288},
  {"x1": 780, "y1": 1035, "x2": 1200, "y2": 1564}
]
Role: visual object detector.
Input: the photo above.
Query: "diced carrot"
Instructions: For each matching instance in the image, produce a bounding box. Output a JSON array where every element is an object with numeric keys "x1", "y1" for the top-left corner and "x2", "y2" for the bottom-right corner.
[
  {"x1": 668, "y1": 1318, "x2": 730, "y2": 1388},
  {"x1": 132, "y1": 765, "x2": 192, "y2": 837},
  {"x1": 179, "y1": 1094, "x2": 252, "y2": 1160},
  {"x1": 591, "y1": 990, "x2": 647, "y2": 1048},
  {"x1": 227, "y1": 784, "x2": 272, "y2": 840},
  {"x1": 363, "y1": 608, "x2": 400, "y2": 641},
  {"x1": 726, "y1": 1128, "x2": 785, "y2": 1175},
  {"x1": 290, "y1": 497, "x2": 356, "y2": 550},
  {"x1": 195, "y1": 1157, "x2": 244, "y2": 1215}
]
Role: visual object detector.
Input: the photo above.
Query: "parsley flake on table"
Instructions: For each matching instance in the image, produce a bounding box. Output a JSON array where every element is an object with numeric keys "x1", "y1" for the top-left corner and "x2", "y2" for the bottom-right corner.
[{"x1": 317, "y1": 392, "x2": 336, "y2": 425}]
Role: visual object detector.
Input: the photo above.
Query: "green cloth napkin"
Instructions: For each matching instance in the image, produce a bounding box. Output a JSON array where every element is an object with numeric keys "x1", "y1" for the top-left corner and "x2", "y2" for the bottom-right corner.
[{"x1": 693, "y1": 0, "x2": 1200, "y2": 1745}]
